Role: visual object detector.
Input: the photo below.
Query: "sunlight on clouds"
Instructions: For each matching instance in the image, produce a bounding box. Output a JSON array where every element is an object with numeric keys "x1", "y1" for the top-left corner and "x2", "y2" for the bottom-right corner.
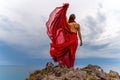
[
  {"x1": 0, "y1": 0, "x2": 24, "y2": 21},
  {"x1": 88, "y1": 0, "x2": 120, "y2": 47},
  {"x1": 102, "y1": 0, "x2": 120, "y2": 12},
  {"x1": 99, "y1": 11, "x2": 120, "y2": 41},
  {"x1": 99, "y1": 0, "x2": 120, "y2": 40}
]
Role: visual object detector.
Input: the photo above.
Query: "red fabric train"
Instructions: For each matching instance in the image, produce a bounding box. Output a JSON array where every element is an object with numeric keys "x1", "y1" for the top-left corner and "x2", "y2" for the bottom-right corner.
[{"x1": 46, "y1": 3, "x2": 78, "y2": 68}]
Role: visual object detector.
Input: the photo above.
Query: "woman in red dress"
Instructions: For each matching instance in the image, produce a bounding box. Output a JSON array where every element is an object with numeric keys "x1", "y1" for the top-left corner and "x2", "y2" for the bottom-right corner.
[{"x1": 46, "y1": 3, "x2": 82, "y2": 68}]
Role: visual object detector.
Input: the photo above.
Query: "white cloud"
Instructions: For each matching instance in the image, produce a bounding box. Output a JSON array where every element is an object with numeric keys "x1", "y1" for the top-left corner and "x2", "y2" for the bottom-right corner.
[
  {"x1": 101, "y1": 0, "x2": 120, "y2": 12},
  {"x1": 0, "y1": 0, "x2": 120, "y2": 61}
]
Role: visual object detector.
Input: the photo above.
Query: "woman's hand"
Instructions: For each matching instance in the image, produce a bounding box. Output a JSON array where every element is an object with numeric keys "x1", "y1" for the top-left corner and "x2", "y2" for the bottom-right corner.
[
  {"x1": 80, "y1": 41, "x2": 82, "y2": 46},
  {"x1": 63, "y1": 3, "x2": 69, "y2": 8}
]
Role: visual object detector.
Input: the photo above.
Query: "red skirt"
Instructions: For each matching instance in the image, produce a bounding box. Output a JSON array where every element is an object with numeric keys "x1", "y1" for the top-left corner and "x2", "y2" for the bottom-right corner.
[{"x1": 50, "y1": 32, "x2": 78, "y2": 68}]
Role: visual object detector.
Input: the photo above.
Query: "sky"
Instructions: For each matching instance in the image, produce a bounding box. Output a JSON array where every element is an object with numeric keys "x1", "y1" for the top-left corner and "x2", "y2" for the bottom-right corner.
[{"x1": 0, "y1": 0, "x2": 120, "y2": 73}]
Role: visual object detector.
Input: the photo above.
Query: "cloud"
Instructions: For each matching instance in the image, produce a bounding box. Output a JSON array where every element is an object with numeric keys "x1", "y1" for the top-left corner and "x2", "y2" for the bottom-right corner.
[
  {"x1": 0, "y1": 15, "x2": 51, "y2": 65},
  {"x1": 0, "y1": 15, "x2": 48, "y2": 46},
  {"x1": 0, "y1": 0, "x2": 120, "y2": 66},
  {"x1": 76, "y1": 2, "x2": 120, "y2": 59},
  {"x1": 81, "y1": 7, "x2": 107, "y2": 45}
]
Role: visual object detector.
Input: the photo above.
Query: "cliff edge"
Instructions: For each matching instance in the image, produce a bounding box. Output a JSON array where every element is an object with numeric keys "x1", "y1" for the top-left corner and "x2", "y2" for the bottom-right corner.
[{"x1": 26, "y1": 62, "x2": 120, "y2": 80}]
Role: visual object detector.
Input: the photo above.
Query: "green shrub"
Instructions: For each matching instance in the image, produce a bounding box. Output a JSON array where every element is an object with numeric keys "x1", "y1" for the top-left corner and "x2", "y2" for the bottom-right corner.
[{"x1": 89, "y1": 76, "x2": 96, "y2": 80}]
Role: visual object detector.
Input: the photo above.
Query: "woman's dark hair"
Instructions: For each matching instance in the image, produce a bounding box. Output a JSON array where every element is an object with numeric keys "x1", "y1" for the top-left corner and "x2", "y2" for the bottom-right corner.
[{"x1": 68, "y1": 14, "x2": 76, "y2": 23}]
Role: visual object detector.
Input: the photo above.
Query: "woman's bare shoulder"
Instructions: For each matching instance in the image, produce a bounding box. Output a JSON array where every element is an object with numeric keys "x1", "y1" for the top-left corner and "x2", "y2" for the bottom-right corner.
[
  {"x1": 74, "y1": 23, "x2": 80, "y2": 28},
  {"x1": 76, "y1": 22, "x2": 80, "y2": 26}
]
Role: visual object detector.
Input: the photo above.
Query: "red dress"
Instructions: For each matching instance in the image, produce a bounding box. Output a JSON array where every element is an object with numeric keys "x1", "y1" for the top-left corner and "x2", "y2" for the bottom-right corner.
[{"x1": 46, "y1": 3, "x2": 78, "y2": 68}]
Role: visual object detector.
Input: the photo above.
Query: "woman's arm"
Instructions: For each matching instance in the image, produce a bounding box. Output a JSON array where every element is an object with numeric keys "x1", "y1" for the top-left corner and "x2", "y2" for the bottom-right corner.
[
  {"x1": 77, "y1": 24, "x2": 83, "y2": 46},
  {"x1": 66, "y1": 17, "x2": 70, "y2": 27}
]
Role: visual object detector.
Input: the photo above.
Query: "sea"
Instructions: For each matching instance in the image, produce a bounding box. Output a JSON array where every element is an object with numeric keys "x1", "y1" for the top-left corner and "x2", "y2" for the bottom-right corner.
[
  {"x1": 0, "y1": 66, "x2": 43, "y2": 80},
  {"x1": 0, "y1": 58, "x2": 59, "y2": 80},
  {"x1": 0, "y1": 59, "x2": 53, "y2": 80}
]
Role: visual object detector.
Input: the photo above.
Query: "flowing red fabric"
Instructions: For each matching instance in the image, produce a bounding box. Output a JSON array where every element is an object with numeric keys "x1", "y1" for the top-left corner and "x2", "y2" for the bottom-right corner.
[{"x1": 46, "y1": 3, "x2": 78, "y2": 68}]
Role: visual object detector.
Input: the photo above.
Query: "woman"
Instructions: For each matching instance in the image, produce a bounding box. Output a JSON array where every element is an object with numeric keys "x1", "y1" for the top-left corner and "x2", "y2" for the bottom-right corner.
[
  {"x1": 67, "y1": 14, "x2": 82, "y2": 46},
  {"x1": 46, "y1": 3, "x2": 82, "y2": 68},
  {"x1": 66, "y1": 14, "x2": 83, "y2": 67}
]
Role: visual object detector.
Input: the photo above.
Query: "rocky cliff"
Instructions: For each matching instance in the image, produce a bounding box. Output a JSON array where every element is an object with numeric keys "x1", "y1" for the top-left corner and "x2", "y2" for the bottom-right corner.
[{"x1": 26, "y1": 62, "x2": 120, "y2": 80}]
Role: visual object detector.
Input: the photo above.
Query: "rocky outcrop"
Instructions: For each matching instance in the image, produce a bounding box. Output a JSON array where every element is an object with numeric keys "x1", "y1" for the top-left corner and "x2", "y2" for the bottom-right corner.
[{"x1": 26, "y1": 62, "x2": 120, "y2": 80}]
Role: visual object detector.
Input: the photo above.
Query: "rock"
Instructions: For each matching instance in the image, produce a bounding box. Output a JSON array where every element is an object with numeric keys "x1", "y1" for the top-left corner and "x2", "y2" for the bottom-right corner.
[
  {"x1": 55, "y1": 71, "x2": 61, "y2": 77},
  {"x1": 109, "y1": 70, "x2": 120, "y2": 80},
  {"x1": 82, "y1": 64, "x2": 110, "y2": 80},
  {"x1": 46, "y1": 62, "x2": 54, "y2": 67},
  {"x1": 26, "y1": 62, "x2": 120, "y2": 80}
]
